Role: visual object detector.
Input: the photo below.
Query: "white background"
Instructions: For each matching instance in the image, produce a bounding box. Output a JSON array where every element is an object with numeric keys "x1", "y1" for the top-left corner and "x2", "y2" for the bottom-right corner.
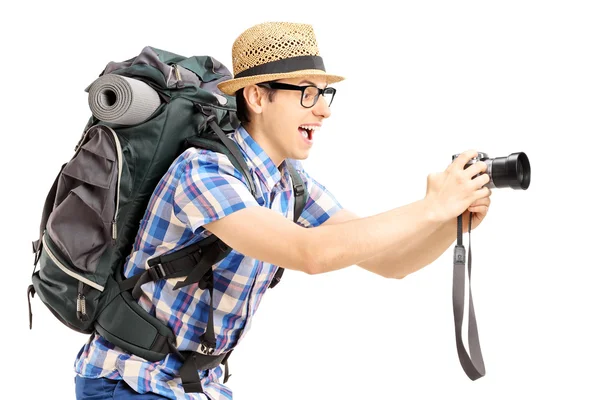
[{"x1": 1, "y1": 0, "x2": 599, "y2": 399}]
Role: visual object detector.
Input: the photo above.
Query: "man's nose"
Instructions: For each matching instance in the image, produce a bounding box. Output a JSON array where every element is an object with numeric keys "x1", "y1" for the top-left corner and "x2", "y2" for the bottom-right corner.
[{"x1": 313, "y1": 96, "x2": 331, "y2": 118}]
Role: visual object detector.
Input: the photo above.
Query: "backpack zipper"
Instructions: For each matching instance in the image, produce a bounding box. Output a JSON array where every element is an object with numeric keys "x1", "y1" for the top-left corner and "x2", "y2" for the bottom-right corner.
[
  {"x1": 77, "y1": 281, "x2": 89, "y2": 322},
  {"x1": 41, "y1": 234, "x2": 104, "y2": 292},
  {"x1": 174, "y1": 64, "x2": 182, "y2": 82},
  {"x1": 42, "y1": 234, "x2": 103, "y2": 322},
  {"x1": 104, "y1": 126, "x2": 123, "y2": 241},
  {"x1": 73, "y1": 125, "x2": 122, "y2": 241}
]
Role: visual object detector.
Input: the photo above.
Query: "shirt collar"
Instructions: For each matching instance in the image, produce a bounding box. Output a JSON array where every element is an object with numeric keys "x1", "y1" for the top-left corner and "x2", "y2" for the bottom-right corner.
[{"x1": 233, "y1": 125, "x2": 285, "y2": 191}]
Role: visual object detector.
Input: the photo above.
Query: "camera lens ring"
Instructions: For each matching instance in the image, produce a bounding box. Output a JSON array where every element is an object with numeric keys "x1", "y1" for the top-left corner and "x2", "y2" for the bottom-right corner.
[{"x1": 506, "y1": 152, "x2": 531, "y2": 190}]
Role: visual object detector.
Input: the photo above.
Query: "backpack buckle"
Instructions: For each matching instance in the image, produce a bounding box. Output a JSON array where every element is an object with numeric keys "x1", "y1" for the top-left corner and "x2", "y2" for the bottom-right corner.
[
  {"x1": 200, "y1": 342, "x2": 215, "y2": 355},
  {"x1": 32, "y1": 239, "x2": 42, "y2": 266},
  {"x1": 293, "y1": 182, "x2": 305, "y2": 196},
  {"x1": 269, "y1": 275, "x2": 281, "y2": 288},
  {"x1": 148, "y1": 263, "x2": 168, "y2": 281}
]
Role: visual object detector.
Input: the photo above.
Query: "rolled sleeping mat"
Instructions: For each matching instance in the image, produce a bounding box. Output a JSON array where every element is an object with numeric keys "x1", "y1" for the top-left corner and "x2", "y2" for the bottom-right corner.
[{"x1": 87, "y1": 75, "x2": 161, "y2": 125}]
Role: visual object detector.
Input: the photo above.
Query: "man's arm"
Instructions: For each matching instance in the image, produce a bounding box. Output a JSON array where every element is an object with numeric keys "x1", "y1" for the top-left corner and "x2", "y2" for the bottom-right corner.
[
  {"x1": 321, "y1": 209, "x2": 457, "y2": 279},
  {"x1": 203, "y1": 198, "x2": 445, "y2": 278},
  {"x1": 203, "y1": 149, "x2": 489, "y2": 279}
]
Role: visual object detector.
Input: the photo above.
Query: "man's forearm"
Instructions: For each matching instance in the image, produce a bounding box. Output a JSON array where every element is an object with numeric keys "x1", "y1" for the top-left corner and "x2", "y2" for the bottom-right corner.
[
  {"x1": 306, "y1": 199, "x2": 446, "y2": 275},
  {"x1": 357, "y1": 218, "x2": 457, "y2": 278}
]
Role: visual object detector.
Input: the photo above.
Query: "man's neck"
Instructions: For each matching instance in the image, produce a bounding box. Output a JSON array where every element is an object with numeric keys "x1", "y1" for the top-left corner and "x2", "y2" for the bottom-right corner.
[{"x1": 242, "y1": 124, "x2": 285, "y2": 167}]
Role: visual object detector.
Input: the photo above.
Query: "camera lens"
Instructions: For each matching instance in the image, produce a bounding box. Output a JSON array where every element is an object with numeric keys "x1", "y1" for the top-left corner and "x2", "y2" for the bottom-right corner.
[{"x1": 490, "y1": 152, "x2": 531, "y2": 190}]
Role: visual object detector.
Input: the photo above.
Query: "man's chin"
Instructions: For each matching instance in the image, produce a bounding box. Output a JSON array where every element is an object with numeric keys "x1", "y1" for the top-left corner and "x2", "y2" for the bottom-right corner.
[{"x1": 292, "y1": 151, "x2": 310, "y2": 161}]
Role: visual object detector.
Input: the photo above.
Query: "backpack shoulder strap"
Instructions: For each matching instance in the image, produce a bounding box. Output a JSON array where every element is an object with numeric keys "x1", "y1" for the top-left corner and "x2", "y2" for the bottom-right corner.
[
  {"x1": 185, "y1": 112, "x2": 259, "y2": 201},
  {"x1": 268, "y1": 162, "x2": 308, "y2": 289},
  {"x1": 286, "y1": 162, "x2": 308, "y2": 222}
]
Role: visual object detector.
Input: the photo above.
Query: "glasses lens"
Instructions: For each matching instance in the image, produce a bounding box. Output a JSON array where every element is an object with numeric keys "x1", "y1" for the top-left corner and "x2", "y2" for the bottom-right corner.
[
  {"x1": 323, "y1": 88, "x2": 335, "y2": 106},
  {"x1": 301, "y1": 86, "x2": 320, "y2": 107},
  {"x1": 299, "y1": 86, "x2": 336, "y2": 107}
]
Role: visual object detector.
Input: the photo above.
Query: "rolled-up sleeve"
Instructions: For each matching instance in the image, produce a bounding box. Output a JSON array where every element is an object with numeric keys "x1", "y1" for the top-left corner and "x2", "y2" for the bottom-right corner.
[{"x1": 293, "y1": 164, "x2": 343, "y2": 228}]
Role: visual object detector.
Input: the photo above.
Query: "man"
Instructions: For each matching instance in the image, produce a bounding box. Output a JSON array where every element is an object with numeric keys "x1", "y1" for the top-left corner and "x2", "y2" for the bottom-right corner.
[{"x1": 73, "y1": 21, "x2": 491, "y2": 399}]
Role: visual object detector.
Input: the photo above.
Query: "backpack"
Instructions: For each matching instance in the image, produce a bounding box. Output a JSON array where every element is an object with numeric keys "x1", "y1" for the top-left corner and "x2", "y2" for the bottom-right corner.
[{"x1": 26, "y1": 46, "x2": 308, "y2": 394}]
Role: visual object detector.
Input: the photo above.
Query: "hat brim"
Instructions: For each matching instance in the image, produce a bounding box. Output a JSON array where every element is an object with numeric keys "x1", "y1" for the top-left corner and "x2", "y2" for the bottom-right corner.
[{"x1": 217, "y1": 69, "x2": 345, "y2": 96}]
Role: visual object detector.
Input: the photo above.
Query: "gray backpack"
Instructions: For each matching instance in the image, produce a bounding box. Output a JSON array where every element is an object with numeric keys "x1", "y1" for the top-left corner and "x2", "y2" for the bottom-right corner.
[{"x1": 27, "y1": 46, "x2": 307, "y2": 394}]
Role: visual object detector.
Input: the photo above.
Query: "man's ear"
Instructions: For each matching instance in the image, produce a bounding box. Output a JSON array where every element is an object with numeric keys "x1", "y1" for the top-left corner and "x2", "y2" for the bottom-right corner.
[{"x1": 243, "y1": 85, "x2": 264, "y2": 115}]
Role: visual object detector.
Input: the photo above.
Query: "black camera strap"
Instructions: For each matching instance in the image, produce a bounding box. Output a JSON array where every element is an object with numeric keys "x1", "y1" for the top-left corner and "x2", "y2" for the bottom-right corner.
[{"x1": 452, "y1": 212, "x2": 486, "y2": 380}]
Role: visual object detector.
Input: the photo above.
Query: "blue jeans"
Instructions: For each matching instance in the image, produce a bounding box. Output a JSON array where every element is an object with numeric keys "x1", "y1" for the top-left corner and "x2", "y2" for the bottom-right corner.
[{"x1": 75, "y1": 376, "x2": 169, "y2": 399}]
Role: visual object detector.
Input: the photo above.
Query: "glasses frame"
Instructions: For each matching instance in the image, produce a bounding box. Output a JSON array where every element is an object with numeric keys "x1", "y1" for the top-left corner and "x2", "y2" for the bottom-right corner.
[{"x1": 257, "y1": 81, "x2": 337, "y2": 108}]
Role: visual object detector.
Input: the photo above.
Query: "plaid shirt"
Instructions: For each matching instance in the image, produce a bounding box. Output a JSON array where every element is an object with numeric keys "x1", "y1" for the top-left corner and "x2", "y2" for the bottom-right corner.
[{"x1": 74, "y1": 126, "x2": 342, "y2": 399}]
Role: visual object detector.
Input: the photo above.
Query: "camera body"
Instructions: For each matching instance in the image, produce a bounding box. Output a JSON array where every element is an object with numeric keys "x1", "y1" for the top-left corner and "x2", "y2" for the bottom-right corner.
[{"x1": 451, "y1": 151, "x2": 531, "y2": 190}]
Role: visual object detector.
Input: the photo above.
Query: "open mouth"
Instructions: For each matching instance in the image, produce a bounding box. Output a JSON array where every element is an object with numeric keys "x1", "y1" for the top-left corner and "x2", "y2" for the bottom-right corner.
[{"x1": 299, "y1": 125, "x2": 319, "y2": 141}]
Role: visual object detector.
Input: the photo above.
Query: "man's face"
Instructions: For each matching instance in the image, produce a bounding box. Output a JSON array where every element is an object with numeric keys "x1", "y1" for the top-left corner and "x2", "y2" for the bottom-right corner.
[{"x1": 259, "y1": 76, "x2": 333, "y2": 162}]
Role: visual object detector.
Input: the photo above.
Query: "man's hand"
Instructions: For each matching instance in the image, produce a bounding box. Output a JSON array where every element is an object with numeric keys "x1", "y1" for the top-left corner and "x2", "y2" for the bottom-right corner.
[
  {"x1": 425, "y1": 149, "x2": 491, "y2": 223},
  {"x1": 461, "y1": 193, "x2": 491, "y2": 232}
]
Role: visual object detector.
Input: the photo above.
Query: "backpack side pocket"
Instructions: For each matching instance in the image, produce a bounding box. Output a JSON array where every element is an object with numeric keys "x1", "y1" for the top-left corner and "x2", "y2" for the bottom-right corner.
[
  {"x1": 47, "y1": 125, "x2": 122, "y2": 275},
  {"x1": 31, "y1": 125, "x2": 124, "y2": 332}
]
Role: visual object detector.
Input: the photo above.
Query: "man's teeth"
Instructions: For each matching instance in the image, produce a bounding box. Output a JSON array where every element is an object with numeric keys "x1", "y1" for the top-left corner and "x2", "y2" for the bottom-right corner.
[
  {"x1": 300, "y1": 125, "x2": 320, "y2": 131},
  {"x1": 300, "y1": 125, "x2": 319, "y2": 139}
]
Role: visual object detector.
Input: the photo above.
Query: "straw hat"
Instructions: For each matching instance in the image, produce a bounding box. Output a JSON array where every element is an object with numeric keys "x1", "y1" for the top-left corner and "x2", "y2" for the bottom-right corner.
[{"x1": 217, "y1": 22, "x2": 345, "y2": 96}]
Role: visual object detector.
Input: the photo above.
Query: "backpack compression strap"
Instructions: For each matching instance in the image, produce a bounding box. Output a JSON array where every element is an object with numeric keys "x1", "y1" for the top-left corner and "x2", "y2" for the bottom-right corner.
[
  {"x1": 31, "y1": 163, "x2": 66, "y2": 266},
  {"x1": 29, "y1": 163, "x2": 67, "y2": 328}
]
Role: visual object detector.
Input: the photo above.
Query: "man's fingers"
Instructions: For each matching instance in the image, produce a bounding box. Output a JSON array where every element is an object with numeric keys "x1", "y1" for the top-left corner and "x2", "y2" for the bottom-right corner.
[
  {"x1": 471, "y1": 173, "x2": 490, "y2": 189},
  {"x1": 452, "y1": 149, "x2": 479, "y2": 170},
  {"x1": 468, "y1": 205, "x2": 489, "y2": 214},
  {"x1": 465, "y1": 161, "x2": 488, "y2": 178},
  {"x1": 473, "y1": 186, "x2": 492, "y2": 201},
  {"x1": 470, "y1": 196, "x2": 491, "y2": 207}
]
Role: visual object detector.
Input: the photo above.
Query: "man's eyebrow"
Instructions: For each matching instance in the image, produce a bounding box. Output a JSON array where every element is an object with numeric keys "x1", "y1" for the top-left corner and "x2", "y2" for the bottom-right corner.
[{"x1": 298, "y1": 79, "x2": 327, "y2": 88}]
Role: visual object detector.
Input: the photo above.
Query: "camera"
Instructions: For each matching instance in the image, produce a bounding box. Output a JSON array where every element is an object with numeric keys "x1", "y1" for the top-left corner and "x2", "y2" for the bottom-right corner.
[{"x1": 452, "y1": 152, "x2": 531, "y2": 190}]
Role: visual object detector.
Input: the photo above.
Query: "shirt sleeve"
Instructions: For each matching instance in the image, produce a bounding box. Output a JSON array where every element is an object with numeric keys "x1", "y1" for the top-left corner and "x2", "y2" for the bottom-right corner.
[
  {"x1": 172, "y1": 149, "x2": 260, "y2": 232},
  {"x1": 291, "y1": 161, "x2": 343, "y2": 228}
]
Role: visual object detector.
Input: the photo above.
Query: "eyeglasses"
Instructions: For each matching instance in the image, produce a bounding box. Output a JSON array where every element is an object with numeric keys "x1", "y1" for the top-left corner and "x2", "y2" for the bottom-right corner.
[{"x1": 257, "y1": 82, "x2": 337, "y2": 108}]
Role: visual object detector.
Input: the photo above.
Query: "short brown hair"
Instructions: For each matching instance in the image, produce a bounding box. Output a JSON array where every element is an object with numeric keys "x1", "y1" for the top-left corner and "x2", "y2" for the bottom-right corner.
[{"x1": 235, "y1": 84, "x2": 277, "y2": 125}]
